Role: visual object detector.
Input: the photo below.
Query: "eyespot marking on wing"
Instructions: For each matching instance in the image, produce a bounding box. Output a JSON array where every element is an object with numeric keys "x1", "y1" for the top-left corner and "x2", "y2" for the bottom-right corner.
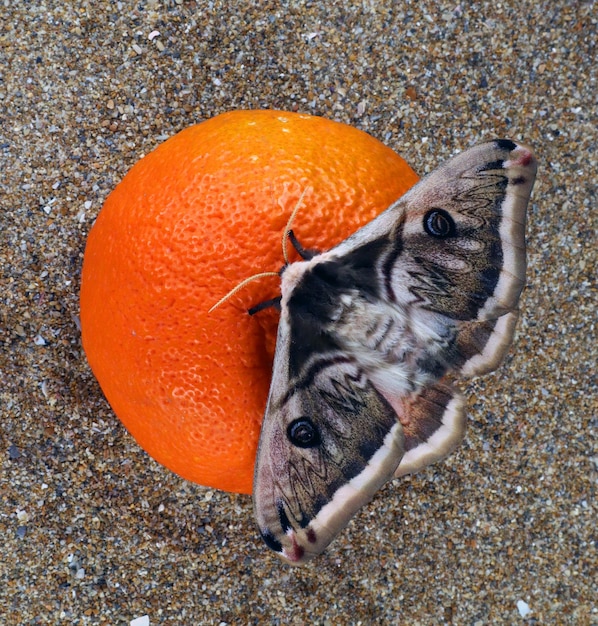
[
  {"x1": 423, "y1": 209, "x2": 457, "y2": 238},
  {"x1": 287, "y1": 417, "x2": 321, "y2": 448}
]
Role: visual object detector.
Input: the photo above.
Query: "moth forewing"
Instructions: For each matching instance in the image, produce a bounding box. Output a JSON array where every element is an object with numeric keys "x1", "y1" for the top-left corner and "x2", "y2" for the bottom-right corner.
[
  {"x1": 253, "y1": 313, "x2": 406, "y2": 564},
  {"x1": 252, "y1": 139, "x2": 537, "y2": 565}
]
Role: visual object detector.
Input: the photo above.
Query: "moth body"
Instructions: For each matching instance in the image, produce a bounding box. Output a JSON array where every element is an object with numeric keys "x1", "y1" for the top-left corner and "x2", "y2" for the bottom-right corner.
[{"x1": 252, "y1": 139, "x2": 537, "y2": 565}]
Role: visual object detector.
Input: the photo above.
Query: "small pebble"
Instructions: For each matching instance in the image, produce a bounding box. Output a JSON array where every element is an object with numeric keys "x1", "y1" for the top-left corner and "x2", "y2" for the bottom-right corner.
[{"x1": 517, "y1": 600, "x2": 532, "y2": 618}]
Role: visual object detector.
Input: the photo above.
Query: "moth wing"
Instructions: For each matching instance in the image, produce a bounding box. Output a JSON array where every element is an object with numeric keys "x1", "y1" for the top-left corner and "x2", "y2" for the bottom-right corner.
[
  {"x1": 451, "y1": 312, "x2": 520, "y2": 377},
  {"x1": 253, "y1": 316, "x2": 404, "y2": 565},
  {"x1": 391, "y1": 380, "x2": 466, "y2": 478},
  {"x1": 404, "y1": 140, "x2": 536, "y2": 375},
  {"x1": 333, "y1": 139, "x2": 537, "y2": 378}
]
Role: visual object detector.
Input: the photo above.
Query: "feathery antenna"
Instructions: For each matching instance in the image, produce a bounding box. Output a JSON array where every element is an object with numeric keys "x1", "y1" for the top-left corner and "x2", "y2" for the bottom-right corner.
[{"x1": 208, "y1": 187, "x2": 310, "y2": 313}]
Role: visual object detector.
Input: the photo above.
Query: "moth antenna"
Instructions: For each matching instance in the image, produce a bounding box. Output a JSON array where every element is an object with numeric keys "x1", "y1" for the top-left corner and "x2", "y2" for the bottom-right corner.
[
  {"x1": 282, "y1": 187, "x2": 310, "y2": 265},
  {"x1": 210, "y1": 187, "x2": 310, "y2": 313},
  {"x1": 208, "y1": 271, "x2": 279, "y2": 313}
]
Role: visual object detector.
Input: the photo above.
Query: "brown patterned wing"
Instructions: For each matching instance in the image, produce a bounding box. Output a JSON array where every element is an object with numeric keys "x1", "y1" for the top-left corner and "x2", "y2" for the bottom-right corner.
[{"x1": 253, "y1": 320, "x2": 404, "y2": 565}]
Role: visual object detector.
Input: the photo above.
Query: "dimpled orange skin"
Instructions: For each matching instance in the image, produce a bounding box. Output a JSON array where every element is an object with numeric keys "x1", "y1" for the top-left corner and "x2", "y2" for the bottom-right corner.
[{"x1": 80, "y1": 110, "x2": 419, "y2": 494}]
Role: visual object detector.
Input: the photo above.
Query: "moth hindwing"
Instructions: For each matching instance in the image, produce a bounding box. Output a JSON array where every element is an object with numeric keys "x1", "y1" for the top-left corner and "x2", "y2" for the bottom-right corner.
[{"x1": 252, "y1": 139, "x2": 537, "y2": 564}]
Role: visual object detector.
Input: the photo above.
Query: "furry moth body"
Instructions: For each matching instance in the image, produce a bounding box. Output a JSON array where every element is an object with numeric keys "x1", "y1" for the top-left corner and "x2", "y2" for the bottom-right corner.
[{"x1": 252, "y1": 139, "x2": 537, "y2": 564}]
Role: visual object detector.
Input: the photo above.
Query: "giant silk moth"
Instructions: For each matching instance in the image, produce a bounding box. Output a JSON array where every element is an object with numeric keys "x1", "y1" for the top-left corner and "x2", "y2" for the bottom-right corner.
[{"x1": 245, "y1": 140, "x2": 537, "y2": 564}]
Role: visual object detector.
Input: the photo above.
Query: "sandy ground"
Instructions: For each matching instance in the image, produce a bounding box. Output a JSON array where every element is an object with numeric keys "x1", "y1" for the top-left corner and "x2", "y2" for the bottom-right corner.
[{"x1": 1, "y1": 1, "x2": 595, "y2": 624}]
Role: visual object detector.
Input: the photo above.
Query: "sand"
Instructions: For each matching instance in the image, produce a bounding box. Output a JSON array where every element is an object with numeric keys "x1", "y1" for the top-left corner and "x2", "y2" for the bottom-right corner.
[{"x1": 1, "y1": 1, "x2": 595, "y2": 624}]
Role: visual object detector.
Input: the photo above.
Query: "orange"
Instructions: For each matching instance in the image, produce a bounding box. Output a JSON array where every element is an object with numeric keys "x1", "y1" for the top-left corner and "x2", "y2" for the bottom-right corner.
[{"x1": 80, "y1": 110, "x2": 419, "y2": 494}]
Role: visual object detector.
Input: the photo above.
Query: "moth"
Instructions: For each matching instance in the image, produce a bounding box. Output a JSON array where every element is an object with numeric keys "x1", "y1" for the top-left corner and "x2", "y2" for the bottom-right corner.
[{"x1": 250, "y1": 139, "x2": 537, "y2": 565}]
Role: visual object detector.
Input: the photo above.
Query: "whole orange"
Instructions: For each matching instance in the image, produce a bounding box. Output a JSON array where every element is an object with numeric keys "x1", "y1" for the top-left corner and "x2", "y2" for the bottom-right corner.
[{"x1": 80, "y1": 110, "x2": 419, "y2": 494}]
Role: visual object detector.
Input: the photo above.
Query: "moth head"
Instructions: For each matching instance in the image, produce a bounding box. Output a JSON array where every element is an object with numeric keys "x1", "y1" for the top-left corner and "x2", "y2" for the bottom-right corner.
[{"x1": 208, "y1": 193, "x2": 318, "y2": 316}]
